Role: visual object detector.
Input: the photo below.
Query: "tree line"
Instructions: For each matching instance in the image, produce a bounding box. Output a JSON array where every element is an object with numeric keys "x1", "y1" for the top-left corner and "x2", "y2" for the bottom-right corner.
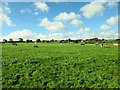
[{"x1": 2, "y1": 38, "x2": 120, "y2": 44}]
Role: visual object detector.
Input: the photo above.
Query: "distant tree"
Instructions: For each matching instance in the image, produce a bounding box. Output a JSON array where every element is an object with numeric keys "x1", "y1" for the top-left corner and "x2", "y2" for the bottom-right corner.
[
  {"x1": 3, "y1": 39, "x2": 7, "y2": 43},
  {"x1": 42, "y1": 40, "x2": 45, "y2": 43},
  {"x1": 77, "y1": 39, "x2": 82, "y2": 42},
  {"x1": 68, "y1": 38, "x2": 72, "y2": 42},
  {"x1": 26, "y1": 39, "x2": 29, "y2": 43},
  {"x1": 94, "y1": 38, "x2": 99, "y2": 41},
  {"x1": 29, "y1": 40, "x2": 33, "y2": 42},
  {"x1": 9, "y1": 38, "x2": 13, "y2": 43},
  {"x1": 74, "y1": 40, "x2": 79, "y2": 43},
  {"x1": 102, "y1": 39, "x2": 105, "y2": 41},
  {"x1": 55, "y1": 40, "x2": 58, "y2": 42},
  {"x1": 63, "y1": 40, "x2": 67, "y2": 43},
  {"x1": 19, "y1": 38, "x2": 23, "y2": 42},
  {"x1": 62, "y1": 40, "x2": 65, "y2": 43},
  {"x1": 50, "y1": 39, "x2": 54, "y2": 42},
  {"x1": 46, "y1": 41, "x2": 49, "y2": 43},
  {"x1": 36, "y1": 39, "x2": 41, "y2": 42}
]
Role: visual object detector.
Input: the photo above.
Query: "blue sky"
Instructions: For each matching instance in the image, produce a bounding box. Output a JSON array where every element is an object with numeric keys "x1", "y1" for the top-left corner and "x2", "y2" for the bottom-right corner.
[{"x1": 1, "y1": 1, "x2": 119, "y2": 41}]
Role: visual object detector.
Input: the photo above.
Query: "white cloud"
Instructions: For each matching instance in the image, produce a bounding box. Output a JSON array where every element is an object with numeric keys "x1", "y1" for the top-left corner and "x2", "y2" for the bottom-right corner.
[
  {"x1": 54, "y1": 12, "x2": 80, "y2": 21},
  {"x1": 34, "y1": 12, "x2": 39, "y2": 16},
  {"x1": 106, "y1": 15, "x2": 118, "y2": 25},
  {"x1": 107, "y1": 2, "x2": 118, "y2": 9},
  {"x1": 35, "y1": 2, "x2": 49, "y2": 12},
  {"x1": 3, "y1": 29, "x2": 36, "y2": 41},
  {"x1": 70, "y1": 19, "x2": 83, "y2": 26},
  {"x1": 20, "y1": 9, "x2": 31, "y2": 13},
  {"x1": 100, "y1": 24, "x2": 112, "y2": 30},
  {"x1": 82, "y1": 33, "x2": 95, "y2": 39},
  {"x1": 70, "y1": 27, "x2": 96, "y2": 39},
  {"x1": 100, "y1": 15, "x2": 118, "y2": 31},
  {"x1": 98, "y1": 31, "x2": 118, "y2": 39},
  {"x1": 2, "y1": 29, "x2": 65, "y2": 40},
  {"x1": 80, "y1": 2, "x2": 105, "y2": 18},
  {"x1": 34, "y1": 34, "x2": 46, "y2": 40},
  {"x1": 2, "y1": 29, "x2": 118, "y2": 41},
  {"x1": 76, "y1": 28, "x2": 91, "y2": 34},
  {"x1": 38, "y1": 18, "x2": 66, "y2": 32},
  {"x1": 73, "y1": 28, "x2": 95, "y2": 39},
  {"x1": 47, "y1": 33, "x2": 64, "y2": 40},
  {"x1": 34, "y1": 33, "x2": 64, "y2": 40},
  {"x1": 0, "y1": 3, "x2": 13, "y2": 28}
]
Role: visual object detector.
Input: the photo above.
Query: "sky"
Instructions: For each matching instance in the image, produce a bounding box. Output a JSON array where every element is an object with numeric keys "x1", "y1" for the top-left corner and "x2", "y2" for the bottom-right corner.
[{"x1": 0, "y1": 1, "x2": 119, "y2": 41}]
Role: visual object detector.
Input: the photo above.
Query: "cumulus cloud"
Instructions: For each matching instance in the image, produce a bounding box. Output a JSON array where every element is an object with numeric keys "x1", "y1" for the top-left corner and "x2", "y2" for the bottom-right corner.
[
  {"x1": 20, "y1": 9, "x2": 31, "y2": 13},
  {"x1": 106, "y1": 15, "x2": 118, "y2": 25},
  {"x1": 38, "y1": 18, "x2": 66, "y2": 32},
  {"x1": 2, "y1": 29, "x2": 118, "y2": 41},
  {"x1": 74, "y1": 28, "x2": 96, "y2": 39},
  {"x1": 100, "y1": 24, "x2": 112, "y2": 30},
  {"x1": 76, "y1": 28, "x2": 91, "y2": 34},
  {"x1": 70, "y1": 19, "x2": 83, "y2": 26},
  {"x1": 74, "y1": 27, "x2": 118, "y2": 39},
  {"x1": 54, "y1": 12, "x2": 80, "y2": 21},
  {"x1": 35, "y1": 2, "x2": 49, "y2": 12},
  {"x1": 82, "y1": 33, "x2": 95, "y2": 39},
  {"x1": 3, "y1": 29, "x2": 36, "y2": 41},
  {"x1": 34, "y1": 33, "x2": 64, "y2": 40},
  {"x1": 47, "y1": 33, "x2": 64, "y2": 40},
  {"x1": 100, "y1": 15, "x2": 118, "y2": 31},
  {"x1": 98, "y1": 31, "x2": 118, "y2": 39},
  {"x1": 80, "y1": 2, "x2": 105, "y2": 18},
  {"x1": 0, "y1": 2, "x2": 13, "y2": 28},
  {"x1": 2, "y1": 29, "x2": 66, "y2": 40}
]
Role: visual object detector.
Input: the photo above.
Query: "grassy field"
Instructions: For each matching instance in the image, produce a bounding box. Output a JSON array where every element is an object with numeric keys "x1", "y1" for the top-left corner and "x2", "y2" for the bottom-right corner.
[{"x1": 2, "y1": 43, "x2": 119, "y2": 88}]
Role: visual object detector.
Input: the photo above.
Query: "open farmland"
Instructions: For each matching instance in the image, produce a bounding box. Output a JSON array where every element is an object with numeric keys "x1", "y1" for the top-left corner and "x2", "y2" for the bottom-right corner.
[{"x1": 2, "y1": 43, "x2": 119, "y2": 88}]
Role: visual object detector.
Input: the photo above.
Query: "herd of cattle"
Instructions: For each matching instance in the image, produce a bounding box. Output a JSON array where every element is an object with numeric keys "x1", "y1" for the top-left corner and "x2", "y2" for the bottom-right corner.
[
  {"x1": 95, "y1": 43, "x2": 119, "y2": 47},
  {"x1": 0, "y1": 42, "x2": 119, "y2": 47}
]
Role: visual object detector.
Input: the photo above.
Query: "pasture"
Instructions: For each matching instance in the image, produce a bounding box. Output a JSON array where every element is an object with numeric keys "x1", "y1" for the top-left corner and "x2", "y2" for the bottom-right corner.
[{"x1": 2, "y1": 43, "x2": 119, "y2": 88}]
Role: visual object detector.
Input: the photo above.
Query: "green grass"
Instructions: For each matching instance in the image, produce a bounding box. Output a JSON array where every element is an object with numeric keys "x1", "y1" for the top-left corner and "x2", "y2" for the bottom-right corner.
[
  {"x1": 0, "y1": 45, "x2": 2, "y2": 89},
  {"x1": 2, "y1": 43, "x2": 119, "y2": 88}
]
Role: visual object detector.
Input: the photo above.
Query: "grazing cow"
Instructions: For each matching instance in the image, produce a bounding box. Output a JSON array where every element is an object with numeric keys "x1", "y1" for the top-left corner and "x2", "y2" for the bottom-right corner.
[
  {"x1": 100, "y1": 43, "x2": 103, "y2": 47},
  {"x1": 104, "y1": 43, "x2": 111, "y2": 48},
  {"x1": 95, "y1": 43, "x2": 103, "y2": 47},
  {"x1": 95, "y1": 43, "x2": 99, "y2": 46},
  {"x1": 81, "y1": 43, "x2": 85, "y2": 45},
  {"x1": 34, "y1": 45, "x2": 38, "y2": 48},
  {"x1": 12, "y1": 42, "x2": 17, "y2": 46},
  {"x1": 34, "y1": 42, "x2": 38, "y2": 48}
]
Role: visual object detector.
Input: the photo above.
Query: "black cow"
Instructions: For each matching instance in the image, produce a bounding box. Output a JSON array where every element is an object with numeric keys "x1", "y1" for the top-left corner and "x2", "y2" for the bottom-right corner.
[
  {"x1": 34, "y1": 45, "x2": 38, "y2": 48},
  {"x1": 12, "y1": 42, "x2": 17, "y2": 46}
]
